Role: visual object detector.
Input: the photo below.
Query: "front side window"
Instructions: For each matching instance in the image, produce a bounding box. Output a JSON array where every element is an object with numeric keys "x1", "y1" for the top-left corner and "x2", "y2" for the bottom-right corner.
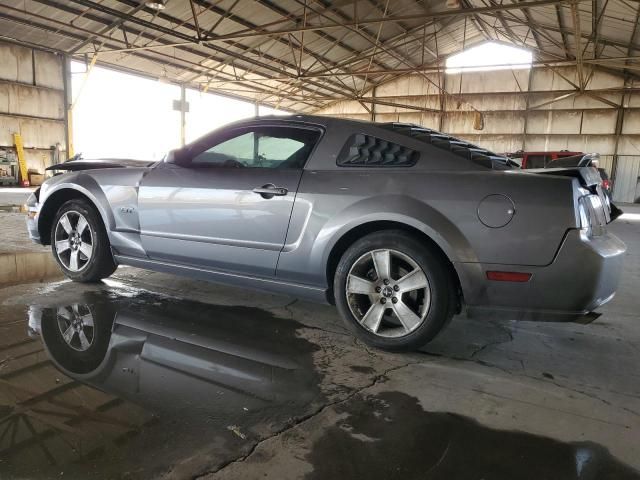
[{"x1": 191, "y1": 126, "x2": 320, "y2": 169}]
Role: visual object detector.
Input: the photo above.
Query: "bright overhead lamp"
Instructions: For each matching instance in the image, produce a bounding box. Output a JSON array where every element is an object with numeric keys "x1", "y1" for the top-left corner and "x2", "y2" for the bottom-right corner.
[{"x1": 146, "y1": 0, "x2": 167, "y2": 10}]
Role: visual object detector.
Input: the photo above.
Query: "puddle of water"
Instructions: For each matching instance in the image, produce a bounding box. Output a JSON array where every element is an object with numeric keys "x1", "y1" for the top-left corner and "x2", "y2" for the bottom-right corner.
[
  {"x1": 1, "y1": 289, "x2": 323, "y2": 479},
  {"x1": 305, "y1": 391, "x2": 640, "y2": 480}
]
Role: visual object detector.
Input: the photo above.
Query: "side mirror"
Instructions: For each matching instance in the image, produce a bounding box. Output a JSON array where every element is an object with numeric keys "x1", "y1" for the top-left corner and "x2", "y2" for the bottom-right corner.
[{"x1": 165, "y1": 148, "x2": 188, "y2": 164}]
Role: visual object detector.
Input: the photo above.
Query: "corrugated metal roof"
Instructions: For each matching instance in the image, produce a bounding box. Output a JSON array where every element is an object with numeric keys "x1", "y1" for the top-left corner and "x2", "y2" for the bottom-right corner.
[{"x1": 0, "y1": 0, "x2": 638, "y2": 112}]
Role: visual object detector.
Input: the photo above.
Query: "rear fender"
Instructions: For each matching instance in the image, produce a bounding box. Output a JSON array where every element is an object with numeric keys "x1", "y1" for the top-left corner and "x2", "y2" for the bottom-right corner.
[
  {"x1": 317, "y1": 195, "x2": 478, "y2": 286},
  {"x1": 322, "y1": 196, "x2": 475, "y2": 263}
]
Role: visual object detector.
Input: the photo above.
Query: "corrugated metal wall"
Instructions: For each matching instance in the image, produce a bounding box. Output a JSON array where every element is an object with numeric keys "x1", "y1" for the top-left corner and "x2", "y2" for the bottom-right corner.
[
  {"x1": 0, "y1": 41, "x2": 66, "y2": 174},
  {"x1": 613, "y1": 157, "x2": 640, "y2": 203},
  {"x1": 315, "y1": 66, "x2": 640, "y2": 203}
]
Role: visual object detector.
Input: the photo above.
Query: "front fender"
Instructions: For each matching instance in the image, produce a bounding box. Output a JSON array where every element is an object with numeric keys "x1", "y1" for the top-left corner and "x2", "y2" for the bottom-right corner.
[{"x1": 38, "y1": 172, "x2": 115, "y2": 239}]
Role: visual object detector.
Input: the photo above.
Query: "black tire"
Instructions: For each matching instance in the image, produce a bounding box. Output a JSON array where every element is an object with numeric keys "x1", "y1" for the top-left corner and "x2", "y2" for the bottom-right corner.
[
  {"x1": 40, "y1": 297, "x2": 116, "y2": 375},
  {"x1": 51, "y1": 199, "x2": 117, "y2": 282},
  {"x1": 334, "y1": 230, "x2": 456, "y2": 352}
]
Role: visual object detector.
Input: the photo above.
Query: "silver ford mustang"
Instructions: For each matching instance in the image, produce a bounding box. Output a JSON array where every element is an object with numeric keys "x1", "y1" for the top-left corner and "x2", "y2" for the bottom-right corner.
[{"x1": 26, "y1": 115, "x2": 626, "y2": 351}]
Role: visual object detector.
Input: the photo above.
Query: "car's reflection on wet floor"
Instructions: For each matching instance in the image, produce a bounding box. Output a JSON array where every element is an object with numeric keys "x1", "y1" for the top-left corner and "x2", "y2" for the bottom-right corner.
[
  {"x1": 3, "y1": 291, "x2": 323, "y2": 479},
  {"x1": 29, "y1": 292, "x2": 322, "y2": 407},
  {"x1": 1, "y1": 287, "x2": 638, "y2": 479}
]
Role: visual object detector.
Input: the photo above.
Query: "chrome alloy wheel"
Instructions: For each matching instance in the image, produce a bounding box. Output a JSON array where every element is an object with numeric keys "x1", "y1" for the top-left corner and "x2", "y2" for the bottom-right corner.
[
  {"x1": 54, "y1": 211, "x2": 93, "y2": 272},
  {"x1": 56, "y1": 304, "x2": 95, "y2": 351},
  {"x1": 346, "y1": 249, "x2": 431, "y2": 338}
]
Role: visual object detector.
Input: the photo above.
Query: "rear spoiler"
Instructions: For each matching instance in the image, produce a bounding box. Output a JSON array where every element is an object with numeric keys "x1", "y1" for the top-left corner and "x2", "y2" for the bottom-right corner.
[{"x1": 525, "y1": 165, "x2": 602, "y2": 189}]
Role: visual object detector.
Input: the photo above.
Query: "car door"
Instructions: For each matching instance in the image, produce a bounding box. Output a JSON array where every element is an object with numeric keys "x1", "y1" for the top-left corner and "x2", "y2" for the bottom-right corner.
[{"x1": 137, "y1": 123, "x2": 322, "y2": 278}]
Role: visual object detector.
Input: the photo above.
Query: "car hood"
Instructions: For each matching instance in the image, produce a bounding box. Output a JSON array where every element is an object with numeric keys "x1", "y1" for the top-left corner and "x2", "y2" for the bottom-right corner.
[{"x1": 46, "y1": 159, "x2": 156, "y2": 172}]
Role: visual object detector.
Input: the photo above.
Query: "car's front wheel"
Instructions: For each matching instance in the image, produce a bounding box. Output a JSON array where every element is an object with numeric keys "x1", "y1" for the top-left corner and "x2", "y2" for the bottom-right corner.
[
  {"x1": 51, "y1": 199, "x2": 117, "y2": 282},
  {"x1": 334, "y1": 230, "x2": 456, "y2": 351}
]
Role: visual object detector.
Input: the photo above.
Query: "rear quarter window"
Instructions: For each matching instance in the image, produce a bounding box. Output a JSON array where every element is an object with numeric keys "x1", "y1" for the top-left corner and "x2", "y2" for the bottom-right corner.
[{"x1": 336, "y1": 133, "x2": 418, "y2": 167}]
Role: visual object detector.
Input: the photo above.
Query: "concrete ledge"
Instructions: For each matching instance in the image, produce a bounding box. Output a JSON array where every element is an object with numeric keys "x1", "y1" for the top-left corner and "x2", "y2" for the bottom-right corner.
[{"x1": 0, "y1": 251, "x2": 63, "y2": 286}]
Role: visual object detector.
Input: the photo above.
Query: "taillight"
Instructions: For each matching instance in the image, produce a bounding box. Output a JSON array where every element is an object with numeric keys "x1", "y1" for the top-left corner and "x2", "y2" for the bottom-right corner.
[
  {"x1": 579, "y1": 194, "x2": 606, "y2": 237},
  {"x1": 602, "y1": 179, "x2": 611, "y2": 191},
  {"x1": 486, "y1": 271, "x2": 532, "y2": 282}
]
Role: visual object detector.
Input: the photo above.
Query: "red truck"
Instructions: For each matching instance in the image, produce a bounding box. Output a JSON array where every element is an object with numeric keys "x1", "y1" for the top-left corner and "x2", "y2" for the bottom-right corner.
[
  {"x1": 509, "y1": 150, "x2": 584, "y2": 169},
  {"x1": 508, "y1": 150, "x2": 613, "y2": 192}
]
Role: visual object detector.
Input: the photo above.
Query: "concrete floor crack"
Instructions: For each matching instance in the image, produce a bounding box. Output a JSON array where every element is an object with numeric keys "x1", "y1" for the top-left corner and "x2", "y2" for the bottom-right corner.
[{"x1": 191, "y1": 360, "x2": 421, "y2": 480}]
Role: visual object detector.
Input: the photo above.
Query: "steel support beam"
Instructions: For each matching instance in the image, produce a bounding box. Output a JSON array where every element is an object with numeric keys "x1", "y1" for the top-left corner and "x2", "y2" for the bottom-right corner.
[
  {"x1": 198, "y1": 0, "x2": 584, "y2": 42},
  {"x1": 571, "y1": 1, "x2": 585, "y2": 90}
]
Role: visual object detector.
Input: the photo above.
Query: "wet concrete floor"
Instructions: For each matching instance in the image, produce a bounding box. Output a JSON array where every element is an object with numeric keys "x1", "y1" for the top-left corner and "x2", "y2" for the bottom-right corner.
[{"x1": 0, "y1": 216, "x2": 639, "y2": 479}]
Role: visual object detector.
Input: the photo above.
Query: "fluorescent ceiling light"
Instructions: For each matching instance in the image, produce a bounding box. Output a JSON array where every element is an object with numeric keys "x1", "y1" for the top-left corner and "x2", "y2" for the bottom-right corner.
[{"x1": 446, "y1": 42, "x2": 533, "y2": 74}]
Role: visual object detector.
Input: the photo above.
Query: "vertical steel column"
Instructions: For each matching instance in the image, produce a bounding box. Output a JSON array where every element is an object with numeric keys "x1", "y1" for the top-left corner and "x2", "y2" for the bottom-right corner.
[
  {"x1": 611, "y1": 77, "x2": 628, "y2": 189},
  {"x1": 180, "y1": 84, "x2": 187, "y2": 147},
  {"x1": 371, "y1": 86, "x2": 377, "y2": 122},
  {"x1": 522, "y1": 69, "x2": 534, "y2": 151},
  {"x1": 438, "y1": 70, "x2": 445, "y2": 131},
  {"x1": 62, "y1": 55, "x2": 73, "y2": 160}
]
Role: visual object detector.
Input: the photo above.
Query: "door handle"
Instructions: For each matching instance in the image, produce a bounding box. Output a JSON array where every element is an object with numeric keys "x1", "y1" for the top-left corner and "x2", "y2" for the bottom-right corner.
[{"x1": 253, "y1": 184, "x2": 288, "y2": 198}]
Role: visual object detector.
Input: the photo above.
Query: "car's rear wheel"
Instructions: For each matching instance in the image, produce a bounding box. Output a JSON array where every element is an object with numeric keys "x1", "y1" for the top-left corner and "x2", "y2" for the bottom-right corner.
[
  {"x1": 51, "y1": 199, "x2": 117, "y2": 282},
  {"x1": 334, "y1": 230, "x2": 456, "y2": 351}
]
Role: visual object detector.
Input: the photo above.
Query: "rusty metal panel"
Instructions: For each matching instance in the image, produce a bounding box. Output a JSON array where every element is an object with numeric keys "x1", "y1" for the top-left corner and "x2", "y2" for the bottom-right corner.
[
  {"x1": 0, "y1": 43, "x2": 33, "y2": 84},
  {"x1": 443, "y1": 111, "x2": 524, "y2": 135},
  {"x1": 622, "y1": 110, "x2": 640, "y2": 135},
  {"x1": 582, "y1": 110, "x2": 617, "y2": 134},
  {"x1": 0, "y1": 42, "x2": 65, "y2": 161},
  {"x1": 617, "y1": 136, "x2": 640, "y2": 156},
  {"x1": 445, "y1": 93, "x2": 527, "y2": 112},
  {"x1": 526, "y1": 111, "x2": 582, "y2": 134},
  {"x1": 523, "y1": 134, "x2": 615, "y2": 153},
  {"x1": 374, "y1": 113, "x2": 406, "y2": 123},
  {"x1": 530, "y1": 67, "x2": 578, "y2": 91},
  {"x1": 586, "y1": 69, "x2": 626, "y2": 90},
  {"x1": 316, "y1": 99, "x2": 368, "y2": 116},
  {"x1": 627, "y1": 92, "x2": 640, "y2": 108},
  {"x1": 0, "y1": 116, "x2": 65, "y2": 149},
  {"x1": 457, "y1": 134, "x2": 524, "y2": 154},
  {"x1": 33, "y1": 50, "x2": 63, "y2": 90},
  {"x1": 419, "y1": 112, "x2": 441, "y2": 130},
  {"x1": 0, "y1": 83, "x2": 64, "y2": 119},
  {"x1": 375, "y1": 95, "x2": 441, "y2": 112},
  {"x1": 0, "y1": 115, "x2": 20, "y2": 146},
  {"x1": 376, "y1": 74, "x2": 441, "y2": 97}
]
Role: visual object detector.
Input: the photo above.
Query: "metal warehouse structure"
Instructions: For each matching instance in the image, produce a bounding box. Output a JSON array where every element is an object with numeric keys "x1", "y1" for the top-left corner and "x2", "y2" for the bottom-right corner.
[{"x1": 0, "y1": 0, "x2": 639, "y2": 200}]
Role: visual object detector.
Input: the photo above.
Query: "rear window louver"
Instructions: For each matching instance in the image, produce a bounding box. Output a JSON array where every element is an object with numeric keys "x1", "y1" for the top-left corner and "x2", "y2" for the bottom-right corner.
[
  {"x1": 337, "y1": 133, "x2": 418, "y2": 167},
  {"x1": 379, "y1": 122, "x2": 513, "y2": 170}
]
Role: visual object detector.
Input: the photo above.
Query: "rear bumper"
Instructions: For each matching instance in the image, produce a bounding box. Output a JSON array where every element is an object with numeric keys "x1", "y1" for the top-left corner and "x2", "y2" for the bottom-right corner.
[{"x1": 456, "y1": 229, "x2": 626, "y2": 321}]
